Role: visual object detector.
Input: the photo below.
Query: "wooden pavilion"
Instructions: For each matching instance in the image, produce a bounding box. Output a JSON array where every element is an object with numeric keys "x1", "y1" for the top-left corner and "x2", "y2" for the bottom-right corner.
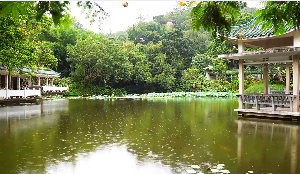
[
  {"x1": 218, "y1": 17, "x2": 300, "y2": 120},
  {"x1": 0, "y1": 67, "x2": 62, "y2": 99}
]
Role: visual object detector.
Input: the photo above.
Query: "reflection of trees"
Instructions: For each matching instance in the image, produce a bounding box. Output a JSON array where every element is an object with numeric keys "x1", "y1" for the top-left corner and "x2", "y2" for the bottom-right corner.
[
  {"x1": 0, "y1": 98, "x2": 239, "y2": 174},
  {"x1": 121, "y1": 98, "x2": 239, "y2": 171}
]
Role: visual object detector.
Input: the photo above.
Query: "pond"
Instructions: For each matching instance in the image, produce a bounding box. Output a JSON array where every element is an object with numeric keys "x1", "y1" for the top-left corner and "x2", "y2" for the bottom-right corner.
[{"x1": 0, "y1": 98, "x2": 299, "y2": 174}]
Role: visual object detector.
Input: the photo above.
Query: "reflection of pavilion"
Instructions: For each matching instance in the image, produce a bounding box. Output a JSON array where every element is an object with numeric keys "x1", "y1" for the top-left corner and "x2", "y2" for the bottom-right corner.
[
  {"x1": 0, "y1": 99, "x2": 69, "y2": 133},
  {"x1": 0, "y1": 99, "x2": 69, "y2": 120},
  {"x1": 236, "y1": 120, "x2": 298, "y2": 174}
]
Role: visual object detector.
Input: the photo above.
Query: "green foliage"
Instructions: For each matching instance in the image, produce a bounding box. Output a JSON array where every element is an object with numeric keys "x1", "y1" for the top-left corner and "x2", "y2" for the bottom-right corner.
[
  {"x1": 235, "y1": 12, "x2": 254, "y2": 26},
  {"x1": 181, "y1": 68, "x2": 207, "y2": 91},
  {"x1": 255, "y1": 1, "x2": 300, "y2": 36},
  {"x1": 212, "y1": 58, "x2": 228, "y2": 81},
  {"x1": 0, "y1": 1, "x2": 108, "y2": 28},
  {"x1": 35, "y1": 41, "x2": 58, "y2": 68},
  {"x1": 127, "y1": 21, "x2": 165, "y2": 44},
  {"x1": 190, "y1": 1, "x2": 246, "y2": 37},
  {"x1": 53, "y1": 77, "x2": 72, "y2": 87},
  {"x1": 0, "y1": 15, "x2": 36, "y2": 72},
  {"x1": 67, "y1": 36, "x2": 132, "y2": 86},
  {"x1": 64, "y1": 82, "x2": 127, "y2": 97},
  {"x1": 244, "y1": 80, "x2": 286, "y2": 93},
  {"x1": 191, "y1": 54, "x2": 212, "y2": 73}
]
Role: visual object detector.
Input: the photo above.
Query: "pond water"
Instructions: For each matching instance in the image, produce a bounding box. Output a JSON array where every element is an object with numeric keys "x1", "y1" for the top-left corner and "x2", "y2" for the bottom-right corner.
[{"x1": 0, "y1": 98, "x2": 299, "y2": 174}]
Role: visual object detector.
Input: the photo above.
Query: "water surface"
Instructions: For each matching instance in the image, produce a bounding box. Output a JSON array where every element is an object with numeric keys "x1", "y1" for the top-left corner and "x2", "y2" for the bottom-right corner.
[{"x1": 0, "y1": 98, "x2": 299, "y2": 174}]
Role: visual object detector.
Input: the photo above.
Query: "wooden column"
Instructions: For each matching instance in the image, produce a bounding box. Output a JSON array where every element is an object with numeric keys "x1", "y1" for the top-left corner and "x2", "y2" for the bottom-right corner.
[
  {"x1": 238, "y1": 40, "x2": 245, "y2": 53},
  {"x1": 286, "y1": 67, "x2": 290, "y2": 94},
  {"x1": 8, "y1": 74, "x2": 11, "y2": 90},
  {"x1": 51, "y1": 78, "x2": 54, "y2": 86},
  {"x1": 293, "y1": 55, "x2": 299, "y2": 112},
  {"x1": 37, "y1": 76, "x2": 40, "y2": 86},
  {"x1": 5, "y1": 74, "x2": 8, "y2": 89},
  {"x1": 239, "y1": 59, "x2": 244, "y2": 109},
  {"x1": 28, "y1": 76, "x2": 32, "y2": 87},
  {"x1": 46, "y1": 77, "x2": 48, "y2": 86},
  {"x1": 263, "y1": 64, "x2": 268, "y2": 94},
  {"x1": 17, "y1": 76, "x2": 20, "y2": 90}
]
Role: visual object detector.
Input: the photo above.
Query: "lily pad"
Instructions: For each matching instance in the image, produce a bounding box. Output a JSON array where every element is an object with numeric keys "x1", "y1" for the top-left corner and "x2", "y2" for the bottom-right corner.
[
  {"x1": 220, "y1": 169, "x2": 230, "y2": 173},
  {"x1": 186, "y1": 169, "x2": 197, "y2": 173},
  {"x1": 191, "y1": 165, "x2": 200, "y2": 169},
  {"x1": 248, "y1": 171, "x2": 254, "y2": 173},
  {"x1": 217, "y1": 164, "x2": 225, "y2": 167},
  {"x1": 210, "y1": 169, "x2": 220, "y2": 173}
]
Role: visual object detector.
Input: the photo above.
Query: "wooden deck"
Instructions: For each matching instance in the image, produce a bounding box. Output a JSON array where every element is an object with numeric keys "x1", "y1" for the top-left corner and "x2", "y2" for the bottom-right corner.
[{"x1": 235, "y1": 107, "x2": 300, "y2": 121}]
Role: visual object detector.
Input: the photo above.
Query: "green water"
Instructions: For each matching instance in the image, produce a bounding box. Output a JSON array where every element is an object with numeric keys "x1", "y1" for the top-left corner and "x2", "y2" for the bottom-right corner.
[{"x1": 0, "y1": 98, "x2": 299, "y2": 174}]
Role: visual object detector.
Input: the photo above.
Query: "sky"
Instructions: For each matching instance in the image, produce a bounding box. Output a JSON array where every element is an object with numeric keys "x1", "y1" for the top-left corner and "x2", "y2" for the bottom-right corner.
[{"x1": 69, "y1": 1, "x2": 261, "y2": 34}]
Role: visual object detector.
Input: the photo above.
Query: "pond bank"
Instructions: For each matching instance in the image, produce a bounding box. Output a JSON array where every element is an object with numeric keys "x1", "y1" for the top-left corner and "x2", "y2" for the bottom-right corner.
[{"x1": 44, "y1": 92, "x2": 236, "y2": 99}]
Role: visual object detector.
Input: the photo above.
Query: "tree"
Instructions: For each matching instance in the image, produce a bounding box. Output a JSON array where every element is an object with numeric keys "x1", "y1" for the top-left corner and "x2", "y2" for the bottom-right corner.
[
  {"x1": 34, "y1": 41, "x2": 58, "y2": 68},
  {"x1": 0, "y1": 16, "x2": 36, "y2": 72},
  {"x1": 181, "y1": 68, "x2": 207, "y2": 91},
  {"x1": 67, "y1": 36, "x2": 132, "y2": 86},
  {"x1": 161, "y1": 28, "x2": 197, "y2": 77},
  {"x1": 190, "y1": 1, "x2": 246, "y2": 37},
  {"x1": 136, "y1": 14, "x2": 146, "y2": 23},
  {"x1": 127, "y1": 21, "x2": 166, "y2": 44},
  {"x1": 189, "y1": 1, "x2": 300, "y2": 37},
  {"x1": 254, "y1": 1, "x2": 300, "y2": 36},
  {"x1": 0, "y1": 1, "x2": 108, "y2": 28},
  {"x1": 212, "y1": 58, "x2": 228, "y2": 82},
  {"x1": 191, "y1": 54, "x2": 212, "y2": 74}
]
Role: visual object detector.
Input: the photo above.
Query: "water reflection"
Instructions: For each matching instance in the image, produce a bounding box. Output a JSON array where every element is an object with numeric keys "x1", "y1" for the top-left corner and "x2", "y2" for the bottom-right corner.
[
  {"x1": 236, "y1": 119, "x2": 300, "y2": 174},
  {"x1": 0, "y1": 98, "x2": 299, "y2": 174}
]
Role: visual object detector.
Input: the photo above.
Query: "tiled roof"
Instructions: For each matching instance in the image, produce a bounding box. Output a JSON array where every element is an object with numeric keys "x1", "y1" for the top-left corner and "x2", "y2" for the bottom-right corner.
[
  {"x1": 0, "y1": 65, "x2": 60, "y2": 77},
  {"x1": 36, "y1": 68, "x2": 61, "y2": 76},
  {"x1": 227, "y1": 17, "x2": 292, "y2": 39}
]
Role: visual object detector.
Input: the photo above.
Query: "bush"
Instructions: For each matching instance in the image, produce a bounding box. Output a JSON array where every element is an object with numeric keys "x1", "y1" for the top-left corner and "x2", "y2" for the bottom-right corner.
[{"x1": 64, "y1": 82, "x2": 127, "y2": 96}]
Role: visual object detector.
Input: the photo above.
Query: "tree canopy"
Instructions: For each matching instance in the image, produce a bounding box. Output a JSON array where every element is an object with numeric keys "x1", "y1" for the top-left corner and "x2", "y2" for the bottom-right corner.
[{"x1": 189, "y1": 1, "x2": 300, "y2": 37}]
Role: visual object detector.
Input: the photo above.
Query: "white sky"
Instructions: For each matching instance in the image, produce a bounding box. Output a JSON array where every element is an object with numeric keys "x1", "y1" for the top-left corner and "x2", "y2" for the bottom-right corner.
[{"x1": 69, "y1": 1, "x2": 260, "y2": 34}]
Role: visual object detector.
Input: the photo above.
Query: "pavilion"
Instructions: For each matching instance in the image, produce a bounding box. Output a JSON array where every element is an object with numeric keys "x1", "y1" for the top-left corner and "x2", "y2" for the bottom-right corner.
[
  {"x1": 0, "y1": 67, "x2": 64, "y2": 99},
  {"x1": 218, "y1": 17, "x2": 300, "y2": 120}
]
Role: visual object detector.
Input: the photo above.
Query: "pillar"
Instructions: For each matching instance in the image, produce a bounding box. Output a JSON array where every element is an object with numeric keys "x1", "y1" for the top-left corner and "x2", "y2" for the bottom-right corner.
[
  {"x1": 46, "y1": 78, "x2": 48, "y2": 86},
  {"x1": 293, "y1": 55, "x2": 299, "y2": 112},
  {"x1": 286, "y1": 67, "x2": 290, "y2": 94},
  {"x1": 5, "y1": 74, "x2": 8, "y2": 89},
  {"x1": 37, "y1": 76, "x2": 40, "y2": 86},
  {"x1": 238, "y1": 40, "x2": 245, "y2": 53},
  {"x1": 239, "y1": 59, "x2": 244, "y2": 94},
  {"x1": 28, "y1": 76, "x2": 32, "y2": 87},
  {"x1": 8, "y1": 74, "x2": 11, "y2": 90},
  {"x1": 239, "y1": 59, "x2": 244, "y2": 109},
  {"x1": 51, "y1": 78, "x2": 54, "y2": 86},
  {"x1": 263, "y1": 64, "x2": 268, "y2": 94},
  {"x1": 17, "y1": 76, "x2": 20, "y2": 90}
]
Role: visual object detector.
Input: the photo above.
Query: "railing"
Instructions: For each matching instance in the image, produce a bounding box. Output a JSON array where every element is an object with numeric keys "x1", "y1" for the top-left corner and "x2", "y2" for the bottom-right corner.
[
  {"x1": 42, "y1": 86, "x2": 68, "y2": 92},
  {"x1": 268, "y1": 88, "x2": 291, "y2": 94},
  {"x1": 236, "y1": 93, "x2": 296, "y2": 112},
  {"x1": 0, "y1": 89, "x2": 41, "y2": 99}
]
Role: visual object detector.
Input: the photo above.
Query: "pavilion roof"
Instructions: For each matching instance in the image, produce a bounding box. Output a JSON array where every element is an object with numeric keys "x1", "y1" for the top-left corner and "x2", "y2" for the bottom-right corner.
[
  {"x1": 226, "y1": 17, "x2": 292, "y2": 40},
  {"x1": 218, "y1": 47, "x2": 300, "y2": 65},
  {"x1": 25, "y1": 67, "x2": 61, "y2": 77},
  {"x1": 0, "y1": 65, "x2": 60, "y2": 77}
]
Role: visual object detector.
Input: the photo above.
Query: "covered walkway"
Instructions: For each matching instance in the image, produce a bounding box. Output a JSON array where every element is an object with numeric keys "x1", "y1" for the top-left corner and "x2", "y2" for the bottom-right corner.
[{"x1": 218, "y1": 17, "x2": 300, "y2": 120}]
